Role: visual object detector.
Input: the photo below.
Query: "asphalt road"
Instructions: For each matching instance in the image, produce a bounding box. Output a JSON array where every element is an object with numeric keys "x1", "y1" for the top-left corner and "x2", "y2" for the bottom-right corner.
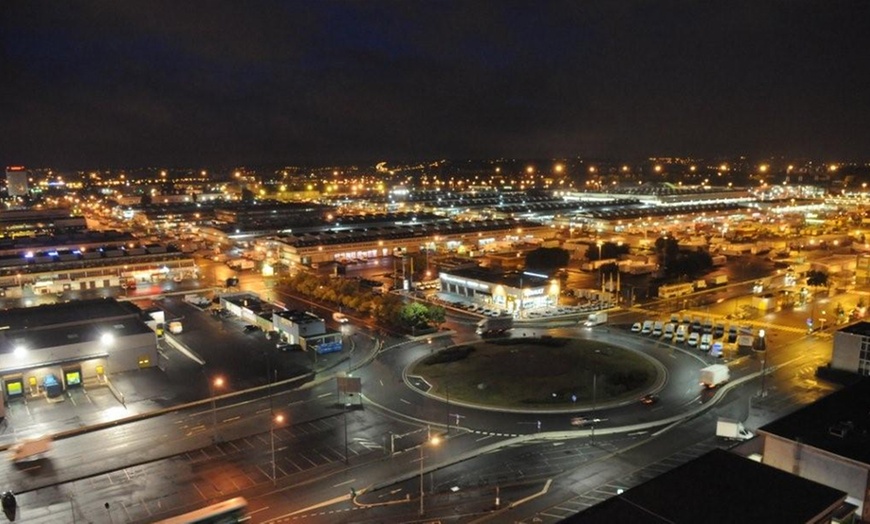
[{"x1": 0, "y1": 262, "x2": 845, "y2": 523}]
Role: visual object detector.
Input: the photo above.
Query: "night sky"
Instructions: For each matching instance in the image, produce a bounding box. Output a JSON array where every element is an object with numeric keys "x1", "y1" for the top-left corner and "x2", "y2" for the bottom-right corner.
[{"x1": 2, "y1": 1, "x2": 869, "y2": 168}]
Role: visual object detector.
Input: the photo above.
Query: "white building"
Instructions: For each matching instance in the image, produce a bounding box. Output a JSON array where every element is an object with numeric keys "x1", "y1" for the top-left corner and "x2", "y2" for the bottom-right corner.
[{"x1": 439, "y1": 267, "x2": 559, "y2": 314}]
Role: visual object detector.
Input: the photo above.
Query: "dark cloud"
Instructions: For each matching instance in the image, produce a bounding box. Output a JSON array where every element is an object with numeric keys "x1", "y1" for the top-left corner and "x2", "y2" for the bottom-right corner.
[{"x1": 2, "y1": 1, "x2": 869, "y2": 168}]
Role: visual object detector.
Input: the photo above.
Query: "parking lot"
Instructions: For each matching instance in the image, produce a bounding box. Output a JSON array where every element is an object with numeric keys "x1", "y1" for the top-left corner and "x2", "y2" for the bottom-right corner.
[{"x1": 627, "y1": 313, "x2": 760, "y2": 359}]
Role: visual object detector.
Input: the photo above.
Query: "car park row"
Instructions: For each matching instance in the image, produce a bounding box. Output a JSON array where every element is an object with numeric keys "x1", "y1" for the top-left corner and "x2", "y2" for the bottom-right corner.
[{"x1": 630, "y1": 314, "x2": 758, "y2": 358}]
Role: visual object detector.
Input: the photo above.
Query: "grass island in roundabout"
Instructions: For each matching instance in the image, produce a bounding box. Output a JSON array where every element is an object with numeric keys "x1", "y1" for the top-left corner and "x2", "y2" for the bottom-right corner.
[{"x1": 410, "y1": 337, "x2": 662, "y2": 410}]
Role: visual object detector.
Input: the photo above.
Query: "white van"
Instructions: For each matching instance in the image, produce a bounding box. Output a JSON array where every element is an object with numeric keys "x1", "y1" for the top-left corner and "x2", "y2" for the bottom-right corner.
[
  {"x1": 652, "y1": 321, "x2": 664, "y2": 336},
  {"x1": 641, "y1": 320, "x2": 654, "y2": 334},
  {"x1": 663, "y1": 323, "x2": 675, "y2": 339},
  {"x1": 700, "y1": 333, "x2": 713, "y2": 351},
  {"x1": 675, "y1": 324, "x2": 688, "y2": 342}
]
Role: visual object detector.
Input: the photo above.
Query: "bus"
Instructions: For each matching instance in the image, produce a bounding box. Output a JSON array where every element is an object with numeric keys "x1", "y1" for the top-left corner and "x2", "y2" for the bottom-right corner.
[{"x1": 155, "y1": 497, "x2": 248, "y2": 524}]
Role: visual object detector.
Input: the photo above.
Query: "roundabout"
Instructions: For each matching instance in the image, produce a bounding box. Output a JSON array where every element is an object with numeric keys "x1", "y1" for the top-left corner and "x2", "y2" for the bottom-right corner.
[
  {"x1": 359, "y1": 321, "x2": 719, "y2": 436},
  {"x1": 408, "y1": 336, "x2": 665, "y2": 412}
]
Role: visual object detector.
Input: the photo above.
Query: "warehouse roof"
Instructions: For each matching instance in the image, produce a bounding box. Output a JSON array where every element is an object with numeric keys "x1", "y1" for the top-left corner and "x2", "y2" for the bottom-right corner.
[{"x1": 570, "y1": 449, "x2": 845, "y2": 524}]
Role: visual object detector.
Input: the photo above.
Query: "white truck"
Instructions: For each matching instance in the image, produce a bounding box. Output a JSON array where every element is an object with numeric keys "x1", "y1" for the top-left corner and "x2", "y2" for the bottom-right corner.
[
  {"x1": 716, "y1": 418, "x2": 753, "y2": 440},
  {"x1": 476, "y1": 315, "x2": 513, "y2": 336},
  {"x1": 584, "y1": 312, "x2": 608, "y2": 327},
  {"x1": 700, "y1": 364, "x2": 730, "y2": 388}
]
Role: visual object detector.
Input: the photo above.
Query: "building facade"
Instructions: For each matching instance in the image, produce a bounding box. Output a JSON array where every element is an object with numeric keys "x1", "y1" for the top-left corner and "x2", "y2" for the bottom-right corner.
[
  {"x1": 831, "y1": 322, "x2": 870, "y2": 375},
  {"x1": 439, "y1": 267, "x2": 559, "y2": 314},
  {"x1": 0, "y1": 298, "x2": 158, "y2": 401}
]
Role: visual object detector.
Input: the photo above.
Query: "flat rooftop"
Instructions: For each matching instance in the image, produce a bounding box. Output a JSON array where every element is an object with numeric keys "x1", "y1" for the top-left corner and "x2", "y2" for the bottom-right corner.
[
  {"x1": 570, "y1": 449, "x2": 845, "y2": 523},
  {"x1": 274, "y1": 309, "x2": 323, "y2": 324},
  {"x1": 446, "y1": 267, "x2": 550, "y2": 288},
  {"x1": 0, "y1": 298, "x2": 152, "y2": 354},
  {"x1": 0, "y1": 298, "x2": 140, "y2": 331},
  {"x1": 838, "y1": 321, "x2": 870, "y2": 337},
  {"x1": 760, "y1": 378, "x2": 870, "y2": 466}
]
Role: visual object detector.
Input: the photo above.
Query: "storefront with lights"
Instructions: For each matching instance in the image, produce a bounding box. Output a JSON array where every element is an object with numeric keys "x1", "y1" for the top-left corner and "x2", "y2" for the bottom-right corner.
[{"x1": 439, "y1": 268, "x2": 559, "y2": 314}]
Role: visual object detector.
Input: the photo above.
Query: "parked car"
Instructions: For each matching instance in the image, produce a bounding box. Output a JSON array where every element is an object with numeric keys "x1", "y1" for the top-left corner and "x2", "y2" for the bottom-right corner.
[
  {"x1": 710, "y1": 342, "x2": 724, "y2": 358},
  {"x1": 663, "y1": 323, "x2": 675, "y2": 339},
  {"x1": 703, "y1": 319, "x2": 714, "y2": 334},
  {"x1": 713, "y1": 323, "x2": 726, "y2": 338},
  {"x1": 675, "y1": 324, "x2": 688, "y2": 342},
  {"x1": 727, "y1": 326, "x2": 738, "y2": 343},
  {"x1": 631, "y1": 322, "x2": 642, "y2": 333},
  {"x1": 687, "y1": 332, "x2": 700, "y2": 347},
  {"x1": 641, "y1": 320, "x2": 654, "y2": 334},
  {"x1": 700, "y1": 333, "x2": 713, "y2": 351}
]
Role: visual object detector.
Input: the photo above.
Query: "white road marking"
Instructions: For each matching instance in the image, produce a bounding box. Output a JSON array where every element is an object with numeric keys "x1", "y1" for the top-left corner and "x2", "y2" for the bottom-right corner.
[{"x1": 332, "y1": 478, "x2": 356, "y2": 488}]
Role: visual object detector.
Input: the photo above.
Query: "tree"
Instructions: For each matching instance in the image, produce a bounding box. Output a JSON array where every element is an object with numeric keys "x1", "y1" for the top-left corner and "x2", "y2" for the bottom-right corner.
[
  {"x1": 585, "y1": 242, "x2": 630, "y2": 262},
  {"x1": 525, "y1": 247, "x2": 570, "y2": 271},
  {"x1": 426, "y1": 305, "x2": 446, "y2": 329},
  {"x1": 654, "y1": 235, "x2": 679, "y2": 272},
  {"x1": 599, "y1": 262, "x2": 619, "y2": 276},
  {"x1": 806, "y1": 270, "x2": 829, "y2": 287},
  {"x1": 399, "y1": 302, "x2": 430, "y2": 328}
]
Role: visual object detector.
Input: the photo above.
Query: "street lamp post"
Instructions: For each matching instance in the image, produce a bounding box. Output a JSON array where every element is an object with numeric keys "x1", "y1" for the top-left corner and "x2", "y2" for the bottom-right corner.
[
  {"x1": 209, "y1": 375, "x2": 225, "y2": 442},
  {"x1": 419, "y1": 435, "x2": 441, "y2": 516},
  {"x1": 758, "y1": 329, "x2": 767, "y2": 397},
  {"x1": 271, "y1": 413, "x2": 284, "y2": 484},
  {"x1": 591, "y1": 373, "x2": 597, "y2": 442}
]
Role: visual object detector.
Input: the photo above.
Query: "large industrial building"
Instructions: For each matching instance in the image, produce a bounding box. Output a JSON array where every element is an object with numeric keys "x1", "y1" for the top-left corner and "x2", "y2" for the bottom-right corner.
[
  {"x1": 0, "y1": 298, "x2": 158, "y2": 401},
  {"x1": 757, "y1": 379, "x2": 870, "y2": 520},
  {"x1": 262, "y1": 218, "x2": 554, "y2": 268}
]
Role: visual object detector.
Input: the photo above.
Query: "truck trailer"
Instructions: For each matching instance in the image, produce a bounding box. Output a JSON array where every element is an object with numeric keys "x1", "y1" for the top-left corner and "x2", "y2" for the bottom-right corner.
[
  {"x1": 716, "y1": 418, "x2": 753, "y2": 440},
  {"x1": 700, "y1": 364, "x2": 730, "y2": 388},
  {"x1": 476, "y1": 315, "x2": 513, "y2": 336},
  {"x1": 584, "y1": 312, "x2": 608, "y2": 327}
]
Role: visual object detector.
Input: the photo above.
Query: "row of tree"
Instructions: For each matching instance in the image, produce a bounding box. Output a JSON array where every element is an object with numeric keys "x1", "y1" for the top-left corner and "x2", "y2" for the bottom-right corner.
[{"x1": 279, "y1": 272, "x2": 445, "y2": 332}]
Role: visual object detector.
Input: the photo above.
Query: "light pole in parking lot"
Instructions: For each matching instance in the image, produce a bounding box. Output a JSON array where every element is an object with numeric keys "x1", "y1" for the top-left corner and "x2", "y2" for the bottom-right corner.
[
  {"x1": 271, "y1": 413, "x2": 284, "y2": 484},
  {"x1": 420, "y1": 435, "x2": 441, "y2": 516},
  {"x1": 591, "y1": 373, "x2": 598, "y2": 442},
  {"x1": 208, "y1": 375, "x2": 225, "y2": 442}
]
